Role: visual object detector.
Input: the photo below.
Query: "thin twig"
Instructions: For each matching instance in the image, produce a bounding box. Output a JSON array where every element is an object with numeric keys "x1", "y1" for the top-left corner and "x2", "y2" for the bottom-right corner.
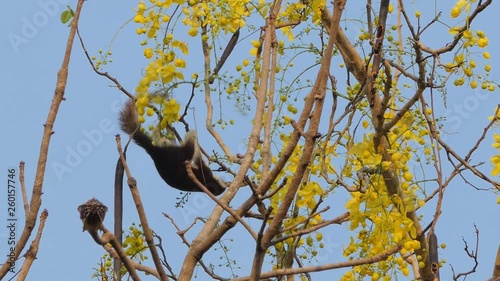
[
  {"x1": 272, "y1": 212, "x2": 349, "y2": 244},
  {"x1": 76, "y1": 28, "x2": 135, "y2": 100},
  {"x1": 163, "y1": 214, "x2": 227, "y2": 280},
  {"x1": 451, "y1": 225, "x2": 480, "y2": 280}
]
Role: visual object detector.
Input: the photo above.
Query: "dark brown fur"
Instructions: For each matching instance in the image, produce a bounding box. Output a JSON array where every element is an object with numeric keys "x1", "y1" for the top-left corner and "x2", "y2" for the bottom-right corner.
[{"x1": 119, "y1": 101, "x2": 225, "y2": 195}]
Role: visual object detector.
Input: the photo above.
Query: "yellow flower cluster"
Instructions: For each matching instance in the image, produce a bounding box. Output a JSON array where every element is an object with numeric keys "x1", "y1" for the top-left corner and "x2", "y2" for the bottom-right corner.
[
  {"x1": 160, "y1": 98, "x2": 181, "y2": 127},
  {"x1": 490, "y1": 130, "x2": 500, "y2": 204},
  {"x1": 276, "y1": 0, "x2": 326, "y2": 41},
  {"x1": 135, "y1": 58, "x2": 185, "y2": 95},
  {"x1": 342, "y1": 103, "x2": 434, "y2": 278},
  {"x1": 491, "y1": 134, "x2": 500, "y2": 176},
  {"x1": 450, "y1": 28, "x2": 489, "y2": 49},
  {"x1": 181, "y1": 0, "x2": 249, "y2": 35},
  {"x1": 133, "y1": 92, "x2": 180, "y2": 134},
  {"x1": 258, "y1": 134, "x2": 334, "y2": 262},
  {"x1": 445, "y1": 0, "x2": 494, "y2": 90},
  {"x1": 445, "y1": 30, "x2": 494, "y2": 90},
  {"x1": 450, "y1": 0, "x2": 477, "y2": 18},
  {"x1": 133, "y1": 0, "x2": 253, "y2": 98}
]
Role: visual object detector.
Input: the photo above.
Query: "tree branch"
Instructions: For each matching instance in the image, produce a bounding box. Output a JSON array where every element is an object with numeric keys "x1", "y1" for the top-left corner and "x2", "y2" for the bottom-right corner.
[{"x1": 0, "y1": 0, "x2": 86, "y2": 277}]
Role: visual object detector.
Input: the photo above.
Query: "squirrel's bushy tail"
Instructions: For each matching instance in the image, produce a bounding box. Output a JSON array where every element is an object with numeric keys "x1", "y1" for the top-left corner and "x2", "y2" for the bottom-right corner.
[{"x1": 119, "y1": 100, "x2": 155, "y2": 152}]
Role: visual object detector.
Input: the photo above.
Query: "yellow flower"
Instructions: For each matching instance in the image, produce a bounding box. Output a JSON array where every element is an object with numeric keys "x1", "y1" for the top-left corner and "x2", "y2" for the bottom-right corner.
[
  {"x1": 144, "y1": 47, "x2": 153, "y2": 59},
  {"x1": 491, "y1": 155, "x2": 500, "y2": 176},
  {"x1": 362, "y1": 120, "x2": 369, "y2": 129},
  {"x1": 403, "y1": 172, "x2": 413, "y2": 181},
  {"x1": 477, "y1": 38, "x2": 488, "y2": 48},
  {"x1": 137, "y1": 96, "x2": 149, "y2": 106},
  {"x1": 134, "y1": 14, "x2": 145, "y2": 23},
  {"x1": 174, "y1": 58, "x2": 186, "y2": 68},
  {"x1": 464, "y1": 68, "x2": 473, "y2": 77},
  {"x1": 454, "y1": 53, "x2": 465, "y2": 63},
  {"x1": 463, "y1": 30, "x2": 472, "y2": 39},
  {"x1": 453, "y1": 77, "x2": 465, "y2": 86},
  {"x1": 187, "y1": 28, "x2": 198, "y2": 37},
  {"x1": 391, "y1": 152, "x2": 403, "y2": 162},
  {"x1": 250, "y1": 40, "x2": 261, "y2": 48},
  {"x1": 451, "y1": 6, "x2": 461, "y2": 18},
  {"x1": 172, "y1": 40, "x2": 189, "y2": 54},
  {"x1": 449, "y1": 27, "x2": 460, "y2": 35},
  {"x1": 316, "y1": 233, "x2": 323, "y2": 241},
  {"x1": 483, "y1": 52, "x2": 491, "y2": 59}
]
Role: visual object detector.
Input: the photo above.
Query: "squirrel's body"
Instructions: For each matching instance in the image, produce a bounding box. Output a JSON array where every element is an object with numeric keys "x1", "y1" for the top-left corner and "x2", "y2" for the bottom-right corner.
[{"x1": 119, "y1": 101, "x2": 225, "y2": 195}]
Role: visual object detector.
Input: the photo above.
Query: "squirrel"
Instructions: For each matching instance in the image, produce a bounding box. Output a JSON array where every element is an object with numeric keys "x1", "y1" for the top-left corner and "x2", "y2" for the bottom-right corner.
[{"x1": 119, "y1": 100, "x2": 226, "y2": 195}]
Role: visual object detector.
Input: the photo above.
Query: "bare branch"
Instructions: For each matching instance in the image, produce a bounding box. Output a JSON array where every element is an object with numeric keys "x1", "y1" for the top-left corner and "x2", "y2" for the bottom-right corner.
[
  {"x1": 185, "y1": 161, "x2": 258, "y2": 240},
  {"x1": 272, "y1": 212, "x2": 349, "y2": 244},
  {"x1": 116, "y1": 135, "x2": 170, "y2": 281},
  {"x1": 0, "y1": 0, "x2": 86, "y2": 277},
  {"x1": 16, "y1": 210, "x2": 48, "y2": 281},
  {"x1": 492, "y1": 245, "x2": 500, "y2": 278},
  {"x1": 76, "y1": 27, "x2": 135, "y2": 100},
  {"x1": 232, "y1": 245, "x2": 402, "y2": 281},
  {"x1": 19, "y1": 161, "x2": 29, "y2": 215},
  {"x1": 451, "y1": 225, "x2": 480, "y2": 280}
]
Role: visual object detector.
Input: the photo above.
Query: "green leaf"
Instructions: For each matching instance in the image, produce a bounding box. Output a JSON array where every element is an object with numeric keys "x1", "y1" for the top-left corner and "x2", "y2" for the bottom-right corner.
[{"x1": 60, "y1": 6, "x2": 74, "y2": 24}]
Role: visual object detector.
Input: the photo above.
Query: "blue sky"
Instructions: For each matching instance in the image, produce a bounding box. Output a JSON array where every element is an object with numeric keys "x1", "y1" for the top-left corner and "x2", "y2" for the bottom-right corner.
[{"x1": 1, "y1": 0, "x2": 499, "y2": 280}]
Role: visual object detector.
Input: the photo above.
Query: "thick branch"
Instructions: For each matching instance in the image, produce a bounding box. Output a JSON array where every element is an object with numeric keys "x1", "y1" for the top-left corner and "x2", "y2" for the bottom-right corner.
[
  {"x1": 249, "y1": 1, "x2": 339, "y2": 279},
  {"x1": 116, "y1": 135, "x2": 169, "y2": 281},
  {"x1": 178, "y1": 2, "x2": 286, "y2": 280},
  {"x1": 185, "y1": 162, "x2": 258, "y2": 240},
  {"x1": 493, "y1": 245, "x2": 500, "y2": 278},
  {"x1": 17, "y1": 210, "x2": 48, "y2": 281}
]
